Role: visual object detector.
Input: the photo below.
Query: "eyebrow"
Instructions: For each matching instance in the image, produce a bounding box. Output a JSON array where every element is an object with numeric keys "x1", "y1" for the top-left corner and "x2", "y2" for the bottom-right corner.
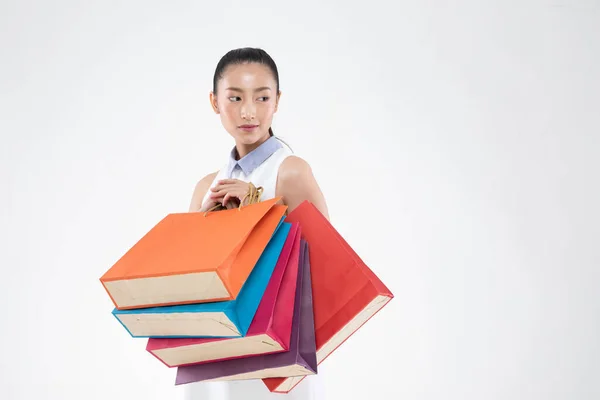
[{"x1": 225, "y1": 86, "x2": 272, "y2": 92}]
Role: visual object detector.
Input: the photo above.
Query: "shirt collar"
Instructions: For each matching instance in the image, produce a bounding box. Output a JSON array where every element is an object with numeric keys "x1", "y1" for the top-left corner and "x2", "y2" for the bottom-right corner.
[{"x1": 226, "y1": 136, "x2": 283, "y2": 177}]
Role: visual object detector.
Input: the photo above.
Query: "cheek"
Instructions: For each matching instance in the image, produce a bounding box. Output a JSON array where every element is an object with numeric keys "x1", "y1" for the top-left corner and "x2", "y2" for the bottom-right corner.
[
  {"x1": 220, "y1": 104, "x2": 238, "y2": 121},
  {"x1": 258, "y1": 102, "x2": 276, "y2": 118}
]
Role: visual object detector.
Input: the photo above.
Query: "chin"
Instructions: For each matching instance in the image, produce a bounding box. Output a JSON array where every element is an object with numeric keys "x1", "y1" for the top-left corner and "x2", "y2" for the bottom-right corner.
[{"x1": 234, "y1": 130, "x2": 268, "y2": 145}]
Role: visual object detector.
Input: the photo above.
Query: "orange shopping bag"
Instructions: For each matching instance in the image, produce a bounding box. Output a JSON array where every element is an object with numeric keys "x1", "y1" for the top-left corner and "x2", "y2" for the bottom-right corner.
[{"x1": 100, "y1": 197, "x2": 287, "y2": 310}]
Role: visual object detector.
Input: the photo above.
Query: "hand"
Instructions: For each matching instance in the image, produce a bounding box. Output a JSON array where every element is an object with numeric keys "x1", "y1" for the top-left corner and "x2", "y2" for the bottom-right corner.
[
  {"x1": 198, "y1": 192, "x2": 242, "y2": 213},
  {"x1": 209, "y1": 179, "x2": 252, "y2": 208},
  {"x1": 198, "y1": 195, "x2": 225, "y2": 213}
]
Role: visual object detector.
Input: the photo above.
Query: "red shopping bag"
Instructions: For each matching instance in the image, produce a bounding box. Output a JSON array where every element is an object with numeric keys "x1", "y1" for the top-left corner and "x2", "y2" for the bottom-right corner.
[{"x1": 263, "y1": 201, "x2": 393, "y2": 393}]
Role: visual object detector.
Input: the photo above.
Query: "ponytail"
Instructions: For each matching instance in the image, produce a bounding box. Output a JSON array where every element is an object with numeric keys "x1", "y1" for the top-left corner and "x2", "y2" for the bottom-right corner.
[{"x1": 270, "y1": 128, "x2": 293, "y2": 152}]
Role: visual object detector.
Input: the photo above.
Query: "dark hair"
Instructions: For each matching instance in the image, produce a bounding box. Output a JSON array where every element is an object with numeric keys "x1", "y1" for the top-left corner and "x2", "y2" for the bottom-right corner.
[{"x1": 213, "y1": 47, "x2": 280, "y2": 137}]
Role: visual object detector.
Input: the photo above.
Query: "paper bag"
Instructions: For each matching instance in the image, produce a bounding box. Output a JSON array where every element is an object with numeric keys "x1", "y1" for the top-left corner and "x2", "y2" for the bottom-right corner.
[{"x1": 100, "y1": 198, "x2": 286, "y2": 310}]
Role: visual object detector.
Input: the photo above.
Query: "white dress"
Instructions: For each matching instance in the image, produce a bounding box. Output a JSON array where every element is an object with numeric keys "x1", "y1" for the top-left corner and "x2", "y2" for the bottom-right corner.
[{"x1": 186, "y1": 140, "x2": 326, "y2": 400}]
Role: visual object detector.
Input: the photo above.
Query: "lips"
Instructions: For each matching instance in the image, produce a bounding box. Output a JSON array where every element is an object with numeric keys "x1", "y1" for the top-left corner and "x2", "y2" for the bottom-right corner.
[{"x1": 239, "y1": 124, "x2": 259, "y2": 132}]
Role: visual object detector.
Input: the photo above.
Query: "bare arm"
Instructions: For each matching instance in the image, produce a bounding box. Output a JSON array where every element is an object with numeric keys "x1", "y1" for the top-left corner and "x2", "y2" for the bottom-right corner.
[
  {"x1": 188, "y1": 171, "x2": 219, "y2": 212},
  {"x1": 276, "y1": 156, "x2": 330, "y2": 220}
]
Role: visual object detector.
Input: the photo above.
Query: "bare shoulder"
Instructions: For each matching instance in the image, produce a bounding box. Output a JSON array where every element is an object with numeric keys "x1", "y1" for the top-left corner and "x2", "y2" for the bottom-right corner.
[
  {"x1": 278, "y1": 155, "x2": 313, "y2": 179},
  {"x1": 196, "y1": 171, "x2": 219, "y2": 191},
  {"x1": 188, "y1": 171, "x2": 219, "y2": 212},
  {"x1": 276, "y1": 155, "x2": 329, "y2": 219}
]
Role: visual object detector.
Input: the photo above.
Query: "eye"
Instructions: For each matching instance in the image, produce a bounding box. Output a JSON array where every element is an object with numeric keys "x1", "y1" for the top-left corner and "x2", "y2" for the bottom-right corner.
[
  {"x1": 228, "y1": 96, "x2": 241, "y2": 102},
  {"x1": 257, "y1": 96, "x2": 270, "y2": 102}
]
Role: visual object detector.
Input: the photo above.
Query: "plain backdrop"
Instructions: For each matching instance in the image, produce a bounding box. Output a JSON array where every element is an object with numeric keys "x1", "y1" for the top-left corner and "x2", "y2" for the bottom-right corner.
[{"x1": 1, "y1": 1, "x2": 599, "y2": 399}]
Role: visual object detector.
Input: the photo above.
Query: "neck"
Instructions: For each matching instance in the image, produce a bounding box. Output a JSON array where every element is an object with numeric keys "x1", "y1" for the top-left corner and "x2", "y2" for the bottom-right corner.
[{"x1": 235, "y1": 133, "x2": 271, "y2": 159}]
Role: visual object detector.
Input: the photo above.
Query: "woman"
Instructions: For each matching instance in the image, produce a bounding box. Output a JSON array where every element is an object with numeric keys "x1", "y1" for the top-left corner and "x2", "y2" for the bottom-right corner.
[{"x1": 185, "y1": 48, "x2": 328, "y2": 399}]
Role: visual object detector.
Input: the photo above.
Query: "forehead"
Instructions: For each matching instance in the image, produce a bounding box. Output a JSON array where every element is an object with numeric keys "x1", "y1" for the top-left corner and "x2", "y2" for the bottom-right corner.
[{"x1": 218, "y1": 62, "x2": 276, "y2": 90}]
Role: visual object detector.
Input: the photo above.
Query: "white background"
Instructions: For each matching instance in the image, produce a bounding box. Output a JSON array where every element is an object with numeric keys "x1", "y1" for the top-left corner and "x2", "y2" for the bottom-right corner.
[{"x1": 1, "y1": 1, "x2": 599, "y2": 399}]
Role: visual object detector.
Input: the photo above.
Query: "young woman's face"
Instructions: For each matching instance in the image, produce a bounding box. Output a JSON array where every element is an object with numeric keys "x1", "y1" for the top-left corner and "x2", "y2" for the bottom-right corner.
[{"x1": 211, "y1": 62, "x2": 280, "y2": 146}]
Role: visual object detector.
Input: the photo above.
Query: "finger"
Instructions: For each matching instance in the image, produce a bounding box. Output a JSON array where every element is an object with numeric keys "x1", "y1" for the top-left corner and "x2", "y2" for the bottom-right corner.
[
  {"x1": 225, "y1": 198, "x2": 240, "y2": 209},
  {"x1": 210, "y1": 189, "x2": 231, "y2": 198},
  {"x1": 212, "y1": 186, "x2": 247, "y2": 197},
  {"x1": 210, "y1": 187, "x2": 230, "y2": 195},
  {"x1": 225, "y1": 192, "x2": 245, "y2": 206},
  {"x1": 211, "y1": 183, "x2": 236, "y2": 192},
  {"x1": 205, "y1": 194, "x2": 220, "y2": 204},
  {"x1": 217, "y1": 179, "x2": 240, "y2": 185},
  {"x1": 200, "y1": 196, "x2": 223, "y2": 212}
]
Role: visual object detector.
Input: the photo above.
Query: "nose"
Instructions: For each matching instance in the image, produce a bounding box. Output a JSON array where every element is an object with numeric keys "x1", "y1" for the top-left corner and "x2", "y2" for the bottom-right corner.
[{"x1": 240, "y1": 101, "x2": 256, "y2": 121}]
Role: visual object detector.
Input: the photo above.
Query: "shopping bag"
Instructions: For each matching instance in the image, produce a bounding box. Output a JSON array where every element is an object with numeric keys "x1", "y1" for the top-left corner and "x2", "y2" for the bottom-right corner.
[
  {"x1": 100, "y1": 198, "x2": 286, "y2": 310},
  {"x1": 174, "y1": 239, "x2": 317, "y2": 385},
  {"x1": 146, "y1": 222, "x2": 301, "y2": 366},
  {"x1": 263, "y1": 201, "x2": 393, "y2": 393},
  {"x1": 111, "y1": 220, "x2": 291, "y2": 338}
]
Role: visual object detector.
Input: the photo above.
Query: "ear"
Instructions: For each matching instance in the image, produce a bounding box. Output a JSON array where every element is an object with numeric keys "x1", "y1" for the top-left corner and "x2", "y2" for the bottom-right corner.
[
  {"x1": 209, "y1": 91, "x2": 219, "y2": 114},
  {"x1": 274, "y1": 90, "x2": 282, "y2": 113}
]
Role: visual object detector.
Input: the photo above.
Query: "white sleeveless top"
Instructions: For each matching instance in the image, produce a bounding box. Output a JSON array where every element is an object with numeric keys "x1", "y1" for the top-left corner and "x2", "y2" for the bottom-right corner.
[{"x1": 189, "y1": 138, "x2": 327, "y2": 400}]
